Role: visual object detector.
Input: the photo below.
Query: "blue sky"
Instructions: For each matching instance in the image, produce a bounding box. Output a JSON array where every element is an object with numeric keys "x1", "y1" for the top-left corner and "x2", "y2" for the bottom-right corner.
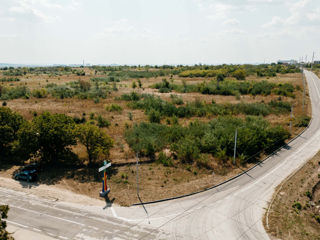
[{"x1": 0, "y1": 0, "x2": 319, "y2": 65}]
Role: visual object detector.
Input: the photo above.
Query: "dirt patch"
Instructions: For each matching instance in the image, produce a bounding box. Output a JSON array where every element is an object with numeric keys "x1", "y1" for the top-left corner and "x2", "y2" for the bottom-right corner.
[
  {"x1": 0, "y1": 161, "x2": 255, "y2": 206},
  {"x1": 264, "y1": 152, "x2": 320, "y2": 240}
]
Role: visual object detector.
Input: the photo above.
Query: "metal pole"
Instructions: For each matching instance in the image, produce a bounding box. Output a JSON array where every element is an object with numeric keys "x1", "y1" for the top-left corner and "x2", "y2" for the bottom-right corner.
[
  {"x1": 136, "y1": 153, "x2": 139, "y2": 197},
  {"x1": 301, "y1": 63, "x2": 305, "y2": 113},
  {"x1": 233, "y1": 128, "x2": 237, "y2": 165},
  {"x1": 290, "y1": 105, "x2": 293, "y2": 134}
]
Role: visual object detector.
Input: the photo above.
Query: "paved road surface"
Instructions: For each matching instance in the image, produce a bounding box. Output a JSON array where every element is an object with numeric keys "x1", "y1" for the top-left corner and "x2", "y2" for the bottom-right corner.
[{"x1": 1, "y1": 70, "x2": 320, "y2": 240}]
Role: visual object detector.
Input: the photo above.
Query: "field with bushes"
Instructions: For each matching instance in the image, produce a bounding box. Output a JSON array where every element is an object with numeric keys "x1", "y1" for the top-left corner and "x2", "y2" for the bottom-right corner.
[{"x1": 0, "y1": 64, "x2": 311, "y2": 205}]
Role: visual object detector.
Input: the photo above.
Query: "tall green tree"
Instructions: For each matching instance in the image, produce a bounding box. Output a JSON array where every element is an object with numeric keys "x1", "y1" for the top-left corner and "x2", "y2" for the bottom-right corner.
[
  {"x1": 216, "y1": 73, "x2": 225, "y2": 89},
  {"x1": 76, "y1": 123, "x2": 113, "y2": 165},
  {"x1": 31, "y1": 112, "x2": 77, "y2": 163},
  {"x1": 0, "y1": 107, "x2": 24, "y2": 159}
]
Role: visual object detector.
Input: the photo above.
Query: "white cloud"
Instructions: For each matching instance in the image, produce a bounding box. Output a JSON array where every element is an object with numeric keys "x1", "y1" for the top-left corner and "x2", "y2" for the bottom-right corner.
[
  {"x1": 2, "y1": 0, "x2": 80, "y2": 23},
  {"x1": 223, "y1": 18, "x2": 240, "y2": 26},
  {"x1": 97, "y1": 19, "x2": 154, "y2": 40}
]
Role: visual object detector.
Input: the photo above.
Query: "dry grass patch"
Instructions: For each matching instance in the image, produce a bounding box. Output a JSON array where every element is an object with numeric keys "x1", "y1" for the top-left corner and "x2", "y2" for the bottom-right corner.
[{"x1": 264, "y1": 152, "x2": 320, "y2": 240}]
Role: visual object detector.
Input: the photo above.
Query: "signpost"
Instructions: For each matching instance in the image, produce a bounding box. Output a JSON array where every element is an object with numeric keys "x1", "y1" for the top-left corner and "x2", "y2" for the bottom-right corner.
[{"x1": 99, "y1": 160, "x2": 111, "y2": 198}]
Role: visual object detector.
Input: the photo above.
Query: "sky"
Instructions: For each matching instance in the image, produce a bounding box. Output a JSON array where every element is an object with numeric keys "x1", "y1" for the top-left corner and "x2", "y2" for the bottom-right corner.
[{"x1": 0, "y1": 0, "x2": 319, "y2": 65}]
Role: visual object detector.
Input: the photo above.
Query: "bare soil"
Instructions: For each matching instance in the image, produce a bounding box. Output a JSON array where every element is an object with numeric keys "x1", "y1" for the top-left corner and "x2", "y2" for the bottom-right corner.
[{"x1": 264, "y1": 152, "x2": 320, "y2": 240}]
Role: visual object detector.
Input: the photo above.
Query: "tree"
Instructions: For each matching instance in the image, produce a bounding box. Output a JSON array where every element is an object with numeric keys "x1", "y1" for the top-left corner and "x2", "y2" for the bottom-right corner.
[
  {"x1": 233, "y1": 69, "x2": 246, "y2": 80},
  {"x1": 0, "y1": 205, "x2": 13, "y2": 240},
  {"x1": 31, "y1": 112, "x2": 77, "y2": 163},
  {"x1": 76, "y1": 123, "x2": 113, "y2": 165},
  {"x1": 216, "y1": 73, "x2": 225, "y2": 89},
  {"x1": 0, "y1": 107, "x2": 24, "y2": 158}
]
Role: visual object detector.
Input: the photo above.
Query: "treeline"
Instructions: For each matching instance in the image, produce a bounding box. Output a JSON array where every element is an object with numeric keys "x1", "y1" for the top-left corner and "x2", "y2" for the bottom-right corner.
[
  {"x1": 152, "y1": 78, "x2": 296, "y2": 97},
  {"x1": 0, "y1": 107, "x2": 113, "y2": 166},
  {"x1": 178, "y1": 64, "x2": 300, "y2": 78},
  {"x1": 120, "y1": 92, "x2": 291, "y2": 121},
  {"x1": 125, "y1": 117, "x2": 290, "y2": 166}
]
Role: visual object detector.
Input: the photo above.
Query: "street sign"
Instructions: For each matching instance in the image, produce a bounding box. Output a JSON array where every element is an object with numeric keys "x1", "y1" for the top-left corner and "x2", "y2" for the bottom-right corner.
[{"x1": 98, "y1": 162, "x2": 111, "y2": 172}]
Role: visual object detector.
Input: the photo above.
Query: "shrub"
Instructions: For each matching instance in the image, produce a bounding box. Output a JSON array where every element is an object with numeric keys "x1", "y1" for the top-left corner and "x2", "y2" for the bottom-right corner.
[
  {"x1": 105, "y1": 104, "x2": 123, "y2": 112},
  {"x1": 120, "y1": 92, "x2": 142, "y2": 101},
  {"x1": 172, "y1": 137, "x2": 200, "y2": 163},
  {"x1": 232, "y1": 69, "x2": 246, "y2": 80},
  {"x1": 170, "y1": 94, "x2": 184, "y2": 105},
  {"x1": 148, "y1": 109, "x2": 161, "y2": 123},
  {"x1": 31, "y1": 88, "x2": 48, "y2": 98},
  {"x1": 97, "y1": 115, "x2": 110, "y2": 128},
  {"x1": 292, "y1": 202, "x2": 302, "y2": 210},
  {"x1": 125, "y1": 117, "x2": 290, "y2": 165},
  {"x1": 294, "y1": 115, "x2": 311, "y2": 127},
  {"x1": 157, "y1": 152, "x2": 173, "y2": 167}
]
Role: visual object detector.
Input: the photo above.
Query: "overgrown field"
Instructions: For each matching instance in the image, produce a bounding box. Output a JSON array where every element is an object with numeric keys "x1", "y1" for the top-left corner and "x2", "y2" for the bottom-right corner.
[{"x1": 0, "y1": 64, "x2": 311, "y2": 205}]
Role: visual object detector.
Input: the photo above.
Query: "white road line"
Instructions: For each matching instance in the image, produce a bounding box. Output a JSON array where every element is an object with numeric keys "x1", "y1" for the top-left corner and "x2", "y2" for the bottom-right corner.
[
  {"x1": 6, "y1": 220, "x2": 30, "y2": 229},
  {"x1": 6, "y1": 204, "x2": 85, "y2": 226},
  {"x1": 32, "y1": 227, "x2": 42, "y2": 232},
  {"x1": 58, "y1": 235, "x2": 69, "y2": 240},
  {"x1": 89, "y1": 225, "x2": 99, "y2": 230}
]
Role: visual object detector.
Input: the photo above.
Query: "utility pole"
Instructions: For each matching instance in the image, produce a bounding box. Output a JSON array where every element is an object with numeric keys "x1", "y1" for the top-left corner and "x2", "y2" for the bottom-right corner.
[
  {"x1": 302, "y1": 63, "x2": 305, "y2": 113},
  {"x1": 311, "y1": 51, "x2": 315, "y2": 69},
  {"x1": 290, "y1": 105, "x2": 293, "y2": 134},
  {"x1": 136, "y1": 153, "x2": 139, "y2": 197},
  {"x1": 233, "y1": 128, "x2": 237, "y2": 165}
]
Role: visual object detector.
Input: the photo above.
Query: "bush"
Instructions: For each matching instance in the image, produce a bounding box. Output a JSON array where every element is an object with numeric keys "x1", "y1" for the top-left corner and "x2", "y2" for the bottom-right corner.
[
  {"x1": 0, "y1": 86, "x2": 30, "y2": 100},
  {"x1": 97, "y1": 115, "x2": 110, "y2": 128},
  {"x1": 148, "y1": 109, "x2": 161, "y2": 123},
  {"x1": 170, "y1": 94, "x2": 184, "y2": 105},
  {"x1": 120, "y1": 92, "x2": 142, "y2": 101},
  {"x1": 232, "y1": 69, "x2": 246, "y2": 80},
  {"x1": 157, "y1": 152, "x2": 173, "y2": 167},
  {"x1": 294, "y1": 115, "x2": 311, "y2": 127},
  {"x1": 125, "y1": 117, "x2": 290, "y2": 165},
  {"x1": 31, "y1": 88, "x2": 48, "y2": 98},
  {"x1": 172, "y1": 137, "x2": 200, "y2": 163},
  {"x1": 292, "y1": 202, "x2": 302, "y2": 210},
  {"x1": 105, "y1": 104, "x2": 123, "y2": 112}
]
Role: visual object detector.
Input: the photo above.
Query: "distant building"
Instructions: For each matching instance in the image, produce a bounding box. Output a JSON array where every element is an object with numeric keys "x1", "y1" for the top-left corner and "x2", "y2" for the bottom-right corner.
[
  {"x1": 314, "y1": 60, "x2": 320, "y2": 64},
  {"x1": 278, "y1": 60, "x2": 298, "y2": 65}
]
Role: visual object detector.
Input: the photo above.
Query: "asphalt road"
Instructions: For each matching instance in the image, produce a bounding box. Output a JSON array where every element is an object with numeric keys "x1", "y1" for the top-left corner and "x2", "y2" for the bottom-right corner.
[{"x1": 2, "y1": 70, "x2": 320, "y2": 240}]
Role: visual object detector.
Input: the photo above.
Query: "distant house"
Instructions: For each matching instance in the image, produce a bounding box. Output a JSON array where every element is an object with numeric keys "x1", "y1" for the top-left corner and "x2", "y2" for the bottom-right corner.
[
  {"x1": 314, "y1": 60, "x2": 320, "y2": 64},
  {"x1": 278, "y1": 60, "x2": 298, "y2": 65}
]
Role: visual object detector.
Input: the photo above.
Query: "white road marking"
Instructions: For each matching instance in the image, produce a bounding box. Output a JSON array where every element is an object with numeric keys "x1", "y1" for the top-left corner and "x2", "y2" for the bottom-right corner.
[
  {"x1": 5, "y1": 204, "x2": 85, "y2": 226},
  {"x1": 89, "y1": 225, "x2": 99, "y2": 230},
  {"x1": 58, "y1": 236, "x2": 69, "y2": 240},
  {"x1": 32, "y1": 227, "x2": 42, "y2": 232},
  {"x1": 6, "y1": 220, "x2": 30, "y2": 229}
]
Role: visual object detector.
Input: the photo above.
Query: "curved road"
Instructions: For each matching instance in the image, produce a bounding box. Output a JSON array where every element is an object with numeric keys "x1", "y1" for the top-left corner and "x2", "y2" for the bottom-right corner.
[{"x1": 1, "y1": 70, "x2": 320, "y2": 240}]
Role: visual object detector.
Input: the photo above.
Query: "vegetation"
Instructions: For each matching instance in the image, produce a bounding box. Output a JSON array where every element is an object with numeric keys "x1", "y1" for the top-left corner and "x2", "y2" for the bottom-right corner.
[
  {"x1": 0, "y1": 107, "x2": 25, "y2": 160},
  {"x1": 152, "y1": 79, "x2": 296, "y2": 97},
  {"x1": 0, "y1": 107, "x2": 113, "y2": 166},
  {"x1": 121, "y1": 92, "x2": 291, "y2": 120},
  {"x1": 0, "y1": 205, "x2": 12, "y2": 240},
  {"x1": 125, "y1": 116, "x2": 290, "y2": 165},
  {"x1": 76, "y1": 123, "x2": 113, "y2": 165}
]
